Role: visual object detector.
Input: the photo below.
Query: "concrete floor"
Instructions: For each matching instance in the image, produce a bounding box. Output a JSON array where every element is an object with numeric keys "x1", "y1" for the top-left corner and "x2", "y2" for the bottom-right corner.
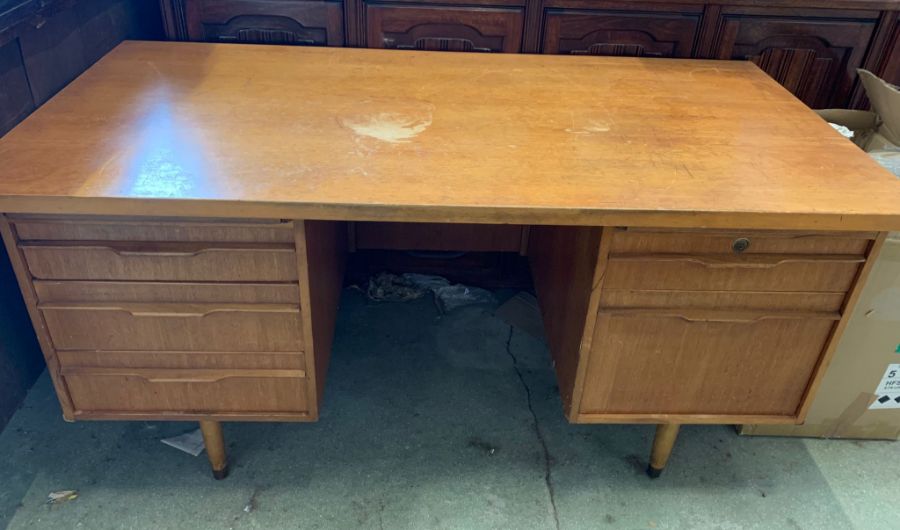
[{"x1": 1, "y1": 290, "x2": 898, "y2": 529}]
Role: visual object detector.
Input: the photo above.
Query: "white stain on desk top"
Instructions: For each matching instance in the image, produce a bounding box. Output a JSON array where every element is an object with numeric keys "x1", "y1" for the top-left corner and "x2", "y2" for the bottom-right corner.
[{"x1": 341, "y1": 112, "x2": 432, "y2": 144}]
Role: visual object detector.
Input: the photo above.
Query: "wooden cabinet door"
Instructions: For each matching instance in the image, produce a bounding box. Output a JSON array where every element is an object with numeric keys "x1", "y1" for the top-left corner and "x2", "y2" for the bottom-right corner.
[
  {"x1": 0, "y1": 40, "x2": 35, "y2": 136},
  {"x1": 365, "y1": 4, "x2": 524, "y2": 52},
  {"x1": 184, "y1": 0, "x2": 344, "y2": 46},
  {"x1": 876, "y1": 15, "x2": 900, "y2": 86},
  {"x1": 542, "y1": 7, "x2": 702, "y2": 58},
  {"x1": 710, "y1": 7, "x2": 879, "y2": 108}
]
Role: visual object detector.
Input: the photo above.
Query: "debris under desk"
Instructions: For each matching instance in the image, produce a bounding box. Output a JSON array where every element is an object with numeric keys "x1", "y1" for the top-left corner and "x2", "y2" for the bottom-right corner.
[
  {"x1": 160, "y1": 428, "x2": 205, "y2": 457},
  {"x1": 363, "y1": 272, "x2": 496, "y2": 313}
]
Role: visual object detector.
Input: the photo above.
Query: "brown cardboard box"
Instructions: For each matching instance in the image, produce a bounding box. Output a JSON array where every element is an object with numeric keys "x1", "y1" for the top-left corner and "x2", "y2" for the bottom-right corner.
[
  {"x1": 740, "y1": 235, "x2": 900, "y2": 439},
  {"x1": 817, "y1": 69, "x2": 900, "y2": 153},
  {"x1": 740, "y1": 70, "x2": 900, "y2": 440}
]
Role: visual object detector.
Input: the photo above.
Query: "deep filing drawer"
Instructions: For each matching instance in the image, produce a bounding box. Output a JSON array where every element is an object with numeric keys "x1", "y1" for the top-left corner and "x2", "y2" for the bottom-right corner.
[
  {"x1": 41, "y1": 303, "x2": 303, "y2": 352},
  {"x1": 20, "y1": 242, "x2": 298, "y2": 282},
  {"x1": 11, "y1": 216, "x2": 294, "y2": 243},
  {"x1": 603, "y1": 254, "x2": 863, "y2": 292},
  {"x1": 62, "y1": 368, "x2": 309, "y2": 415},
  {"x1": 580, "y1": 310, "x2": 838, "y2": 417}
]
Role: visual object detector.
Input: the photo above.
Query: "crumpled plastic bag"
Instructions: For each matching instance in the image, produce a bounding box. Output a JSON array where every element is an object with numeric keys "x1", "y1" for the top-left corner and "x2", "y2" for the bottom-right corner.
[
  {"x1": 46, "y1": 490, "x2": 78, "y2": 505},
  {"x1": 870, "y1": 149, "x2": 900, "y2": 177},
  {"x1": 366, "y1": 272, "x2": 496, "y2": 313}
]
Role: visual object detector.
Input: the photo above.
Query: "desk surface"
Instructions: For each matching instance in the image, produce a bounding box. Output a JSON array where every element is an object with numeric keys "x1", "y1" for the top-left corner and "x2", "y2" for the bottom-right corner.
[{"x1": 0, "y1": 40, "x2": 898, "y2": 230}]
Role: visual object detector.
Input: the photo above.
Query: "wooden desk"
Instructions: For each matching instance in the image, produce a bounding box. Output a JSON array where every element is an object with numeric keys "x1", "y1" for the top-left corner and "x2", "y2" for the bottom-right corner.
[{"x1": 1, "y1": 41, "x2": 899, "y2": 479}]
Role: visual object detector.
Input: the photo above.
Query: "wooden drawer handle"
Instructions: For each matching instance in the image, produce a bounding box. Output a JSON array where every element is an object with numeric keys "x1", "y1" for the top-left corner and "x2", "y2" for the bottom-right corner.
[
  {"x1": 146, "y1": 370, "x2": 306, "y2": 383},
  {"x1": 111, "y1": 248, "x2": 294, "y2": 257},
  {"x1": 675, "y1": 314, "x2": 797, "y2": 323},
  {"x1": 665, "y1": 257, "x2": 862, "y2": 269},
  {"x1": 128, "y1": 309, "x2": 228, "y2": 318},
  {"x1": 40, "y1": 303, "x2": 300, "y2": 317},
  {"x1": 61, "y1": 367, "x2": 306, "y2": 382},
  {"x1": 146, "y1": 375, "x2": 237, "y2": 383},
  {"x1": 611, "y1": 254, "x2": 865, "y2": 269},
  {"x1": 600, "y1": 309, "x2": 841, "y2": 323},
  {"x1": 115, "y1": 249, "x2": 207, "y2": 257},
  {"x1": 128, "y1": 307, "x2": 299, "y2": 318},
  {"x1": 20, "y1": 243, "x2": 294, "y2": 256}
]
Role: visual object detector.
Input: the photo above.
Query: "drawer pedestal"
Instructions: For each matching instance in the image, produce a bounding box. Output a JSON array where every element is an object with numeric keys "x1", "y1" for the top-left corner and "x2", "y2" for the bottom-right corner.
[{"x1": 530, "y1": 226, "x2": 885, "y2": 476}]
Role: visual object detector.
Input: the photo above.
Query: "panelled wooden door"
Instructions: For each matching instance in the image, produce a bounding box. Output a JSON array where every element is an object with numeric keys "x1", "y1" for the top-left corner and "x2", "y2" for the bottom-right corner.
[
  {"x1": 541, "y1": 7, "x2": 704, "y2": 57},
  {"x1": 710, "y1": 7, "x2": 879, "y2": 108},
  {"x1": 364, "y1": 4, "x2": 524, "y2": 52},
  {"x1": 876, "y1": 14, "x2": 900, "y2": 85},
  {"x1": 184, "y1": 0, "x2": 345, "y2": 46}
]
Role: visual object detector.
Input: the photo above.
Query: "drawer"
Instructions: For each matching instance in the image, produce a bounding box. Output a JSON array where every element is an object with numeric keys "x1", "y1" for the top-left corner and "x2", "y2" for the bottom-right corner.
[
  {"x1": 580, "y1": 310, "x2": 838, "y2": 417},
  {"x1": 12, "y1": 216, "x2": 294, "y2": 243},
  {"x1": 354, "y1": 222, "x2": 526, "y2": 252},
  {"x1": 610, "y1": 229, "x2": 873, "y2": 255},
  {"x1": 599, "y1": 289, "x2": 847, "y2": 312},
  {"x1": 56, "y1": 350, "x2": 306, "y2": 371},
  {"x1": 34, "y1": 281, "x2": 300, "y2": 304},
  {"x1": 62, "y1": 368, "x2": 309, "y2": 415},
  {"x1": 42, "y1": 303, "x2": 303, "y2": 352},
  {"x1": 604, "y1": 254, "x2": 863, "y2": 292},
  {"x1": 21, "y1": 242, "x2": 298, "y2": 281}
]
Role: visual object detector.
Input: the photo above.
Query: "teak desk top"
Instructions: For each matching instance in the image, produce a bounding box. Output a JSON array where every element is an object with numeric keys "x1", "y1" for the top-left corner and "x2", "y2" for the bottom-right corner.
[{"x1": 0, "y1": 40, "x2": 899, "y2": 230}]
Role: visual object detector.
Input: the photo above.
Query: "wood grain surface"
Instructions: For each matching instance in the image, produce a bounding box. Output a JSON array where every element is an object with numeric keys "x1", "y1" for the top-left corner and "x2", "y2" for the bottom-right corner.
[{"x1": 0, "y1": 41, "x2": 898, "y2": 230}]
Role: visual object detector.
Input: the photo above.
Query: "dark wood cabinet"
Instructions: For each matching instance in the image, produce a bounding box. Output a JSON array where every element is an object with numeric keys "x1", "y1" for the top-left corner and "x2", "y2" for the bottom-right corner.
[
  {"x1": 183, "y1": 0, "x2": 344, "y2": 46},
  {"x1": 364, "y1": 4, "x2": 524, "y2": 52},
  {"x1": 0, "y1": 0, "x2": 161, "y2": 431},
  {"x1": 159, "y1": 0, "x2": 900, "y2": 109},
  {"x1": 873, "y1": 13, "x2": 900, "y2": 85},
  {"x1": 542, "y1": 6, "x2": 703, "y2": 58},
  {"x1": 710, "y1": 7, "x2": 879, "y2": 108},
  {"x1": 0, "y1": 40, "x2": 34, "y2": 135}
]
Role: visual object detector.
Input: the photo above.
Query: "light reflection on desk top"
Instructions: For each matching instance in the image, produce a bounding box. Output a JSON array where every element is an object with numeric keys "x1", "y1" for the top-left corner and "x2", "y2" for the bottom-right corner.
[{"x1": 0, "y1": 40, "x2": 898, "y2": 230}]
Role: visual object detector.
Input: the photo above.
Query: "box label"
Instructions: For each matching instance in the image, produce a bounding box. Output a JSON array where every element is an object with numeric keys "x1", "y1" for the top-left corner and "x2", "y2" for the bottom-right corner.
[{"x1": 870, "y1": 364, "x2": 900, "y2": 410}]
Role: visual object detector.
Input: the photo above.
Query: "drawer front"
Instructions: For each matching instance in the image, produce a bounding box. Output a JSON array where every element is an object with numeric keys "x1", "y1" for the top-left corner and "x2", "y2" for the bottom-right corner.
[
  {"x1": 42, "y1": 304, "x2": 303, "y2": 352},
  {"x1": 354, "y1": 222, "x2": 525, "y2": 252},
  {"x1": 34, "y1": 281, "x2": 300, "y2": 304},
  {"x1": 604, "y1": 255, "x2": 862, "y2": 292},
  {"x1": 63, "y1": 369, "x2": 309, "y2": 415},
  {"x1": 611, "y1": 229, "x2": 873, "y2": 255},
  {"x1": 57, "y1": 351, "x2": 306, "y2": 371},
  {"x1": 580, "y1": 312, "x2": 837, "y2": 417},
  {"x1": 599, "y1": 289, "x2": 847, "y2": 312},
  {"x1": 12, "y1": 217, "x2": 294, "y2": 243},
  {"x1": 366, "y1": 4, "x2": 524, "y2": 53},
  {"x1": 21, "y1": 243, "x2": 298, "y2": 282}
]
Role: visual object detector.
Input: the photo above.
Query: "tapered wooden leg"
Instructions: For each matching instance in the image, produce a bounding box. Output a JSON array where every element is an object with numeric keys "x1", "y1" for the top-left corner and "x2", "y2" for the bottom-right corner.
[
  {"x1": 647, "y1": 423, "x2": 680, "y2": 478},
  {"x1": 199, "y1": 420, "x2": 229, "y2": 480}
]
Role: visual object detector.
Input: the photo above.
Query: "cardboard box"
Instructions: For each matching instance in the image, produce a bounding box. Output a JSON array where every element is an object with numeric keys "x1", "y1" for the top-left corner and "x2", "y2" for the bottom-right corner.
[
  {"x1": 740, "y1": 235, "x2": 900, "y2": 439},
  {"x1": 816, "y1": 69, "x2": 900, "y2": 153},
  {"x1": 741, "y1": 70, "x2": 900, "y2": 440}
]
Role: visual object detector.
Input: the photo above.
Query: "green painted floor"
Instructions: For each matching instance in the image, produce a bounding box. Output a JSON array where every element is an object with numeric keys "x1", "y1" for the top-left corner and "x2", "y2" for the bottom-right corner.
[{"x1": 1, "y1": 290, "x2": 898, "y2": 529}]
